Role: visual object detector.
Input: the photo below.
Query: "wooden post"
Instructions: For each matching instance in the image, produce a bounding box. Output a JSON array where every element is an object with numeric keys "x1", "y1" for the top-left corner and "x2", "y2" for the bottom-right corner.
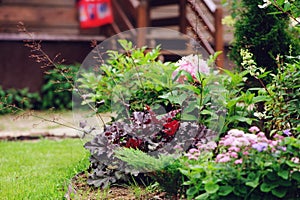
[
  {"x1": 137, "y1": 0, "x2": 149, "y2": 47},
  {"x1": 179, "y1": 0, "x2": 187, "y2": 34},
  {"x1": 214, "y1": 6, "x2": 224, "y2": 68}
]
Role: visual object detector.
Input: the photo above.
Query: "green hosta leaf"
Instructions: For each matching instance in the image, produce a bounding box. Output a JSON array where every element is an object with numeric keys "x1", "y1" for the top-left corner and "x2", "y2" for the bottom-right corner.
[
  {"x1": 186, "y1": 186, "x2": 198, "y2": 197},
  {"x1": 271, "y1": 187, "x2": 287, "y2": 198},
  {"x1": 195, "y1": 192, "x2": 209, "y2": 200},
  {"x1": 277, "y1": 170, "x2": 289, "y2": 180},
  {"x1": 291, "y1": 171, "x2": 300, "y2": 182},
  {"x1": 159, "y1": 92, "x2": 187, "y2": 105},
  {"x1": 252, "y1": 95, "x2": 271, "y2": 103},
  {"x1": 260, "y1": 182, "x2": 277, "y2": 193},
  {"x1": 204, "y1": 181, "x2": 219, "y2": 194},
  {"x1": 218, "y1": 185, "x2": 233, "y2": 196},
  {"x1": 228, "y1": 116, "x2": 253, "y2": 125},
  {"x1": 246, "y1": 177, "x2": 260, "y2": 188},
  {"x1": 181, "y1": 113, "x2": 198, "y2": 121},
  {"x1": 266, "y1": 172, "x2": 278, "y2": 181}
]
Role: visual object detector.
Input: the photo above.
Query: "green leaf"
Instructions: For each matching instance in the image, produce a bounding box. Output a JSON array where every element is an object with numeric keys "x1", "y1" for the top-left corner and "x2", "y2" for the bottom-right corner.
[
  {"x1": 181, "y1": 113, "x2": 198, "y2": 121},
  {"x1": 252, "y1": 95, "x2": 271, "y2": 103},
  {"x1": 271, "y1": 187, "x2": 287, "y2": 198},
  {"x1": 204, "y1": 181, "x2": 219, "y2": 194},
  {"x1": 195, "y1": 193, "x2": 209, "y2": 200},
  {"x1": 246, "y1": 177, "x2": 260, "y2": 188},
  {"x1": 277, "y1": 170, "x2": 289, "y2": 180},
  {"x1": 291, "y1": 171, "x2": 300, "y2": 182},
  {"x1": 187, "y1": 186, "x2": 198, "y2": 196},
  {"x1": 218, "y1": 185, "x2": 233, "y2": 196},
  {"x1": 260, "y1": 182, "x2": 277, "y2": 193}
]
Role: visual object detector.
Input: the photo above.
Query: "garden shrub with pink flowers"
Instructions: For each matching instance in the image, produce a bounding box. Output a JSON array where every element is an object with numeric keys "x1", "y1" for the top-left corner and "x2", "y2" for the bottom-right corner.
[{"x1": 80, "y1": 38, "x2": 299, "y2": 199}]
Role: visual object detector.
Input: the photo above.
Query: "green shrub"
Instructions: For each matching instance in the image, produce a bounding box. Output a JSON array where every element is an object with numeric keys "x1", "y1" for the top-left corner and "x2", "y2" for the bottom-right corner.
[
  {"x1": 41, "y1": 64, "x2": 79, "y2": 109},
  {"x1": 0, "y1": 86, "x2": 41, "y2": 114},
  {"x1": 77, "y1": 40, "x2": 176, "y2": 116},
  {"x1": 229, "y1": 0, "x2": 300, "y2": 82}
]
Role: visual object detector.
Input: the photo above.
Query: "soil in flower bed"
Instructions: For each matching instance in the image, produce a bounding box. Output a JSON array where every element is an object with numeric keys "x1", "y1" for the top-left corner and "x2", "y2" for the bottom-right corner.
[{"x1": 67, "y1": 172, "x2": 182, "y2": 200}]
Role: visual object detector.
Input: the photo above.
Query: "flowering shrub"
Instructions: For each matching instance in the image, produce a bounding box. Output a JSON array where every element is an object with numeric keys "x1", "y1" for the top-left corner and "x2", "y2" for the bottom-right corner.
[{"x1": 179, "y1": 127, "x2": 300, "y2": 199}]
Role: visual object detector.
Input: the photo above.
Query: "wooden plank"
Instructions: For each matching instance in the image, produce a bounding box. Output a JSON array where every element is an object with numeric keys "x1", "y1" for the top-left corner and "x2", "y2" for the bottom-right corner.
[
  {"x1": 187, "y1": 1, "x2": 215, "y2": 35},
  {"x1": 186, "y1": 15, "x2": 215, "y2": 55},
  {"x1": 151, "y1": 17, "x2": 180, "y2": 27},
  {"x1": 0, "y1": 32, "x2": 106, "y2": 42},
  {"x1": 149, "y1": 0, "x2": 179, "y2": 7},
  {"x1": 0, "y1": 5, "x2": 78, "y2": 27},
  {"x1": 112, "y1": 0, "x2": 135, "y2": 31},
  {"x1": 1, "y1": 0, "x2": 74, "y2": 7},
  {"x1": 116, "y1": 0, "x2": 138, "y2": 19}
]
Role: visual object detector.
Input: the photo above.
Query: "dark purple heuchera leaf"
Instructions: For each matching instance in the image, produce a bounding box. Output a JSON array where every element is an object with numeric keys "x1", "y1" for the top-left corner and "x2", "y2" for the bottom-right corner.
[{"x1": 84, "y1": 107, "x2": 218, "y2": 188}]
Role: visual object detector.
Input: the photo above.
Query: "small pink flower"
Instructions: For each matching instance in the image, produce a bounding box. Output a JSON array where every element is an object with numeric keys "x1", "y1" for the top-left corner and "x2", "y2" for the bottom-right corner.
[
  {"x1": 257, "y1": 132, "x2": 265, "y2": 138},
  {"x1": 291, "y1": 157, "x2": 299, "y2": 164},
  {"x1": 189, "y1": 148, "x2": 199, "y2": 154},
  {"x1": 228, "y1": 129, "x2": 244, "y2": 137},
  {"x1": 218, "y1": 156, "x2": 231, "y2": 163},
  {"x1": 223, "y1": 137, "x2": 235, "y2": 146},
  {"x1": 249, "y1": 126, "x2": 260, "y2": 133},
  {"x1": 243, "y1": 151, "x2": 249, "y2": 156},
  {"x1": 234, "y1": 159, "x2": 243, "y2": 164},
  {"x1": 270, "y1": 140, "x2": 278, "y2": 147},
  {"x1": 187, "y1": 154, "x2": 198, "y2": 160},
  {"x1": 230, "y1": 152, "x2": 238, "y2": 158},
  {"x1": 228, "y1": 146, "x2": 240, "y2": 152},
  {"x1": 274, "y1": 134, "x2": 284, "y2": 140}
]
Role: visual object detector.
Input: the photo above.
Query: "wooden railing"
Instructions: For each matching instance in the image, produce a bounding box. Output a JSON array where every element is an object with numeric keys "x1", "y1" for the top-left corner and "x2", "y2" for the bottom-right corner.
[
  {"x1": 185, "y1": 0, "x2": 224, "y2": 67},
  {"x1": 111, "y1": 0, "x2": 224, "y2": 67}
]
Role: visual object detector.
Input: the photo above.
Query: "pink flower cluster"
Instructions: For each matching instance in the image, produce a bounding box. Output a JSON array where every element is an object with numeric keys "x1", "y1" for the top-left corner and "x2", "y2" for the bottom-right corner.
[
  {"x1": 216, "y1": 127, "x2": 285, "y2": 164},
  {"x1": 184, "y1": 126, "x2": 288, "y2": 165},
  {"x1": 185, "y1": 141, "x2": 217, "y2": 160},
  {"x1": 173, "y1": 54, "x2": 210, "y2": 83}
]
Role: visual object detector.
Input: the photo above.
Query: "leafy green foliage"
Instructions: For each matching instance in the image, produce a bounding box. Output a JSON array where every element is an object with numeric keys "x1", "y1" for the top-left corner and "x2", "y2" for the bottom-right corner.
[
  {"x1": 41, "y1": 64, "x2": 78, "y2": 109},
  {"x1": 77, "y1": 40, "x2": 175, "y2": 115},
  {"x1": 229, "y1": 0, "x2": 300, "y2": 83},
  {"x1": 256, "y1": 56, "x2": 300, "y2": 136},
  {"x1": 178, "y1": 129, "x2": 300, "y2": 199},
  {"x1": 0, "y1": 86, "x2": 41, "y2": 114}
]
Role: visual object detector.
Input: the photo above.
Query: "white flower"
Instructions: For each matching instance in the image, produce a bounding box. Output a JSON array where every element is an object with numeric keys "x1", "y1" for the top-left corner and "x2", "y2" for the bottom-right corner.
[{"x1": 258, "y1": 0, "x2": 272, "y2": 9}]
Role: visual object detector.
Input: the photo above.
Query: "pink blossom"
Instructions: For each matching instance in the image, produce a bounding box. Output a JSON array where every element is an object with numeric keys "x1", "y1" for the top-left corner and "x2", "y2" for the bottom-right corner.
[
  {"x1": 274, "y1": 134, "x2": 284, "y2": 140},
  {"x1": 230, "y1": 152, "x2": 238, "y2": 158},
  {"x1": 222, "y1": 137, "x2": 235, "y2": 146},
  {"x1": 228, "y1": 146, "x2": 240, "y2": 152},
  {"x1": 244, "y1": 133, "x2": 258, "y2": 144},
  {"x1": 291, "y1": 157, "x2": 299, "y2": 164},
  {"x1": 217, "y1": 156, "x2": 230, "y2": 163},
  {"x1": 189, "y1": 148, "x2": 200, "y2": 154},
  {"x1": 187, "y1": 154, "x2": 198, "y2": 160},
  {"x1": 228, "y1": 129, "x2": 245, "y2": 137},
  {"x1": 234, "y1": 159, "x2": 243, "y2": 164},
  {"x1": 243, "y1": 151, "x2": 249, "y2": 156},
  {"x1": 270, "y1": 140, "x2": 278, "y2": 147},
  {"x1": 257, "y1": 132, "x2": 265, "y2": 138},
  {"x1": 249, "y1": 126, "x2": 260, "y2": 133},
  {"x1": 173, "y1": 54, "x2": 210, "y2": 83}
]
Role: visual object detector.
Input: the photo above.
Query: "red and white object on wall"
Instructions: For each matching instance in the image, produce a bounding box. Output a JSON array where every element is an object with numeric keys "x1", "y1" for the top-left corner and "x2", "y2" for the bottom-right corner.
[{"x1": 78, "y1": 0, "x2": 113, "y2": 28}]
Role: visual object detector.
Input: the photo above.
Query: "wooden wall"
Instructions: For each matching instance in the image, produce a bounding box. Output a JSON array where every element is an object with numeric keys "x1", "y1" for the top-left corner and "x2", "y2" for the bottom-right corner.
[
  {"x1": 0, "y1": 0, "x2": 106, "y2": 35},
  {"x1": 0, "y1": 0, "x2": 107, "y2": 92}
]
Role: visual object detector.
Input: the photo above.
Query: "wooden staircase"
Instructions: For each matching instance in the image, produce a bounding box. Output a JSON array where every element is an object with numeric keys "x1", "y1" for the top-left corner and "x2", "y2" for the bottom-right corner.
[{"x1": 108, "y1": 0, "x2": 224, "y2": 67}]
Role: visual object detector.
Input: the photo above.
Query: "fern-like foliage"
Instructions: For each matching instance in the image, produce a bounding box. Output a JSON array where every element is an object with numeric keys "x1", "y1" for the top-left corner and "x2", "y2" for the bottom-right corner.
[{"x1": 114, "y1": 147, "x2": 176, "y2": 172}]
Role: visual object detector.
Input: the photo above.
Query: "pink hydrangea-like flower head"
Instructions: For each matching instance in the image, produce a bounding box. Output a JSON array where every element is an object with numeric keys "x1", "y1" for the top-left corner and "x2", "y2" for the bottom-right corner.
[{"x1": 173, "y1": 54, "x2": 210, "y2": 82}]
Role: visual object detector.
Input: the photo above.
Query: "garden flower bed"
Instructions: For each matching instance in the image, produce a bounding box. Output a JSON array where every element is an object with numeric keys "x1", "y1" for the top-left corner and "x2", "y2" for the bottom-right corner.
[{"x1": 70, "y1": 37, "x2": 299, "y2": 199}]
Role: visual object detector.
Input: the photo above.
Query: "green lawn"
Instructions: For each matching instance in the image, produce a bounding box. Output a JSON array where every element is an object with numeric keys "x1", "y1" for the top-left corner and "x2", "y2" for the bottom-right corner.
[{"x1": 0, "y1": 139, "x2": 89, "y2": 200}]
